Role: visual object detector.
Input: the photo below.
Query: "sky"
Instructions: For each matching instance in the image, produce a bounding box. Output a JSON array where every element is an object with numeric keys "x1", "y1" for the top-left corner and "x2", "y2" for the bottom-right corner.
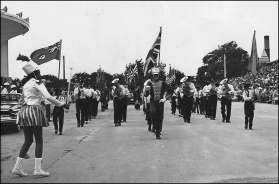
[{"x1": 2, "y1": 1, "x2": 278, "y2": 81}]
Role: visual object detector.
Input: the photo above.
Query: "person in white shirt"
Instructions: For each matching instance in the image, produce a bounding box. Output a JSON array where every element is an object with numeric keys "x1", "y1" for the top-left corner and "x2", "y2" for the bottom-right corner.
[
  {"x1": 87, "y1": 83, "x2": 94, "y2": 120},
  {"x1": 219, "y1": 78, "x2": 235, "y2": 123},
  {"x1": 12, "y1": 60, "x2": 69, "y2": 177},
  {"x1": 207, "y1": 79, "x2": 219, "y2": 120},
  {"x1": 122, "y1": 84, "x2": 130, "y2": 122},
  {"x1": 198, "y1": 87, "x2": 204, "y2": 115},
  {"x1": 1, "y1": 82, "x2": 9, "y2": 93},
  {"x1": 10, "y1": 85, "x2": 17, "y2": 93},
  {"x1": 180, "y1": 76, "x2": 196, "y2": 123},
  {"x1": 202, "y1": 80, "x2": 210, "y2": 118},
  {"x1": 175, "y1": 85, "x2": 183, "y2": 117},
  {"x1": 112, "y1": 78, "x2": 126, "y2": 127},
  {"x1": 53, "y1": 88, "x2": 66, "y2": 135},
  {"x1": 83, "y1": 82, "x2": 91, "y2": 124},
  {"x1": 74, "y1": 81, "x2": 86, "y2": 127},
  {"x1": 193, "y1": 86, "x2": 200, "y2": 114},
  {"x1": 92, "y1": 85, "x2": 100, "y2": 119},
  {"x1": 242, "y1": 83, "x2": 256, "y2": 130}
]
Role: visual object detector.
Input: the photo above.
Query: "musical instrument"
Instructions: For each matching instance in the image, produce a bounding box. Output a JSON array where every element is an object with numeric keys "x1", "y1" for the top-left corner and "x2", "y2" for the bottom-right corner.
[
  {"x1": 113, "y1": 86, "x2": 125, "y2": 99},
  {"x1": 222, "y1": 84, "x2": 234, "y2": 99},
  {"x1": 182, "y1": 82, "x2": 194, "y2": 97},
  {"x1": 208, "y1": 83, "x2": 219, "y2": 96}
]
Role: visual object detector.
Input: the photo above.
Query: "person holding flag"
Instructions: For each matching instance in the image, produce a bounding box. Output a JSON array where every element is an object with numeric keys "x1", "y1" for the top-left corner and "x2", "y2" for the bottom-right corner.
[{"x1": 143, "y1": 67, "x2": 173, "y2": 139}]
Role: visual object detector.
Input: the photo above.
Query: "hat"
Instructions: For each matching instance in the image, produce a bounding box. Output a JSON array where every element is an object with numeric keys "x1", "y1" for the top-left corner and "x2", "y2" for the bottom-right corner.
[
  {"x1": 219, "y1": 78, "x2": 228, "y2": 85},
  {"x1": 112, "y1": 78, "x2": 119, "y2": 84},
  {"x1": 11, "y1": 85, "x2": 16, "y2": 88},
  {"x1": 4, "y1": 82, "x2": 9, "y2": 85},
  {"x1": 22, "y1": 61, "x2": 39, "y2": 75},
  {"x1": 151, "y1": 67, "x2": 160, "y2": 74},
  {"x1": 180, "y1": 76, "x2": 188, "y2": 83}
]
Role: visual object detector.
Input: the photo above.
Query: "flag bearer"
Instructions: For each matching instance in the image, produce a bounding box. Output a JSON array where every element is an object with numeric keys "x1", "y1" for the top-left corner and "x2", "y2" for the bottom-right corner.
[{"x1": 143, "y1": 67, "x2": 172, "y2": 139}]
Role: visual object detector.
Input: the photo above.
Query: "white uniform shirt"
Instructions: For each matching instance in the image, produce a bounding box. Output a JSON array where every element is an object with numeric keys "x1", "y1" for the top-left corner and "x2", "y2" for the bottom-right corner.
[
  {"x1": 74, "y1": 87, "x2": 86, "y2": 99},
  {"x1": 202, "y1": 85, "x2": 210, "y2": 96},
  {"x1": 84, "y1": 88, "x2": 91, "y2": 98},
  {"x1": 19, "y1": 78, "x2": 64, "y2": 107}
]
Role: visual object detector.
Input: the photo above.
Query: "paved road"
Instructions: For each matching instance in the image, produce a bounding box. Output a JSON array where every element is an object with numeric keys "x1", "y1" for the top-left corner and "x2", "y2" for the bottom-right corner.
[{"x1": 1, "y1": 101, "x2": 278, "y2": 183}]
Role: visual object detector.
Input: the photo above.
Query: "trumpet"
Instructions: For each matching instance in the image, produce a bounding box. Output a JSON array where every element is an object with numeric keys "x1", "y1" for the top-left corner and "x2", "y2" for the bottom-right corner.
[{"x1": 182, "y1": 83, "x2": 193, "y2": 97}]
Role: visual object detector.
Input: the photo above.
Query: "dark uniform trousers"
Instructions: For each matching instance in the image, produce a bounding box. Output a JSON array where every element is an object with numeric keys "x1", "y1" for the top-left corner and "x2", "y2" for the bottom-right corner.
[
  {"x1": 204, "y1": 96, "x2": 210, "y2": 117},
  {"x1": 75, "y1": 99, "x2": 85, "y2": 126},
  {"x1": 208, "y1": 94, "x2": 218, "y2": 119},
  {"x1": 84, "y1": 98, "x2": 91, "y2": 122},
  {"x1": 150, "y1": 101, "x2": 164, "y2": 135},
  {"x1": 171, "y1": 96, "x2": 177, "y2": 114},
  {"x1": 113, "y1": 97, "x2": 125, "y2": 124},
  {"x1": 122, "y1": 96, "x2": 128, "y2": 121},
  {"x1": 178, "y1": 93, "x2": 184, "y2": 116},
  {"x1": 146, "y1": 103, "x2": 152, "y2": 127},
  {"x1": 89, "y1": 97, "x2": 94, "y2": 119},
  {"x1": 244, "y1": 101, "x2": 254, "y2": 128},
  {"x1": 53, "y1": 106, "x2": 64, "y2": 133},
  {"x1": 221, "y1": 97, "x2": 232, "y2": 121},
  {"x1": 183, "y1": 96, "x2": 194, "y2": 122},
  {"x1": 200, "y1": 96, "x2": 204, "y2": 114},
  {"x1": 92, "y1": 98, "x2": 98, "y2": 118}
]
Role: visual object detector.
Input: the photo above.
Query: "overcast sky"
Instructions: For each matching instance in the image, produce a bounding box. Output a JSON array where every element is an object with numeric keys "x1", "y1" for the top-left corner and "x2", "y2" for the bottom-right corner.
[{"x1": 2, "y1": 1, "x2": 278, "y2": 81}]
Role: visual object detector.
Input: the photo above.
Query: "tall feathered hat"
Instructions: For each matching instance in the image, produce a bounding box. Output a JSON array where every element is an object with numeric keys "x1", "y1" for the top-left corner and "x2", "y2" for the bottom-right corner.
[{"x1": 17, "y1": 54, "x2": 40, "y2": 75}]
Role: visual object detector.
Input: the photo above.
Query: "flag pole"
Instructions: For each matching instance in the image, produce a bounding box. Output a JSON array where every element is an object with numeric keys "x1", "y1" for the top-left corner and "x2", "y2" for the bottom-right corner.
[
  {"x1": 158, "y1": 27, "x2": 162, "y2": 66},
  {"x1": 58, "y1": 59, "x2": 61, "y2": 80},
  {"x1": 58, "y1": 39, "x2": 62, "y2": 80},
  {"x1": 63, "y1": 55, "x2": 65, "y2": 89},
  {"x1": 224, "y1": 54, "x2": 226, "y2": 78}
]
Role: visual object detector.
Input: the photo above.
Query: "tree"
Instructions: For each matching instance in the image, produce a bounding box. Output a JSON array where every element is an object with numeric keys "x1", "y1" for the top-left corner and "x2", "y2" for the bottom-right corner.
[{"x1": 196, "y1": 41, "x2": 249, "y2": 86}]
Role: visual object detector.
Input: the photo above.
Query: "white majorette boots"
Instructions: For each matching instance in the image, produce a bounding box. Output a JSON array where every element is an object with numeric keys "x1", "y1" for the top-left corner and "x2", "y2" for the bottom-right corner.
[
  {"x1": 33, "y1": 158, "x2": 49, "y2": 177},
  {"x1": 11, "y1": 157, "x2": 28, "y2": 177}
]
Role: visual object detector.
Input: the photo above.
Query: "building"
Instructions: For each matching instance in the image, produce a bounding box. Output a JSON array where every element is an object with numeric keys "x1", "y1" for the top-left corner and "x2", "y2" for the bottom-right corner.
[
  {"x1": 1, "y1": 6, "x2": 30, "y2": 85},
  {"x1": 259, "y1": 35, "x2": 270, "y2": 64}
]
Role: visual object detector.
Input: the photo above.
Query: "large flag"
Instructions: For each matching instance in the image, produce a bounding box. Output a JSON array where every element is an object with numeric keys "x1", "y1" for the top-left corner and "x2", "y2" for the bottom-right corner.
[
  {"x1": 30, "y1": 40, "x2": 62, "y2": 65},
  {"x1": 143, "y1": 27, "x2": 162, "y2": 77},
  {"x1": 248, "y1": 31, "x2": 258, "y2": 76},
  {"x1": 166, "y1": 68, "x2": 176, "y2": 85}
]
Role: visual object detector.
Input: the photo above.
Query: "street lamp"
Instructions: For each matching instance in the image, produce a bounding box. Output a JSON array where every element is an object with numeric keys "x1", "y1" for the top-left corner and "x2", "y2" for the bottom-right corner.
[{"x1": 207, "y1": 53, "x2": 226, "y2": 78}]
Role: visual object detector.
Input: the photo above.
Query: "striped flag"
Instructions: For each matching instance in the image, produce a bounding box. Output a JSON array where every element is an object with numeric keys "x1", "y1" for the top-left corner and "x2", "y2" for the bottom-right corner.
[
  {"x1": 166, "y1": 69, "x2": 176, "y2": 85},
  {"x1": 143, "y1": 27, "x2": 162, "y2": 77}
]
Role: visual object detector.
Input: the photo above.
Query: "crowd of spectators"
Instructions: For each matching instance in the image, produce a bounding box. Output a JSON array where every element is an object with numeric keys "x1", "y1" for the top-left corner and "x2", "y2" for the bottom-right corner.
[{"x1": 229, "y1": 60, "x2": 278, "y2": 105}]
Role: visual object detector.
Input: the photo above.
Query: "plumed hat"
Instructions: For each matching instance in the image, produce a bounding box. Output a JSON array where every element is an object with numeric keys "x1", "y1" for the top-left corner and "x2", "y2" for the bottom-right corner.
[
  {"x1": 151, "y1": 67, "x2": 160, "y2": 74},
  {"x1": 22, "y1": 61, "x2": 39, "y2": 75}
]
